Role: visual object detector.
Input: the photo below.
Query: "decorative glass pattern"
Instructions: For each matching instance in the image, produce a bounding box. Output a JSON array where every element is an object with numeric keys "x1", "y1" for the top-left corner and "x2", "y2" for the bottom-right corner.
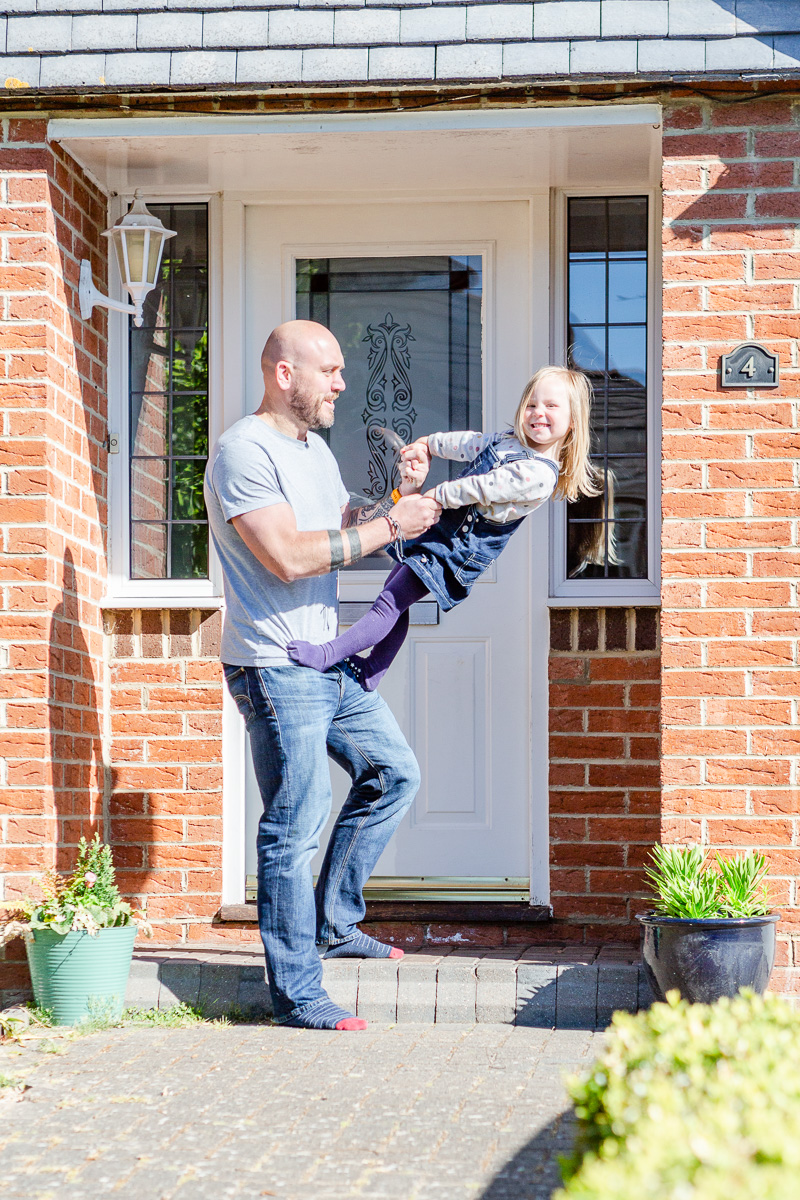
[
  {"x1": 297, "y1": 256, "x2": 482, "y2": 569},
  {"x1": 566, "y1": 197, "x2": 648, "y2": 579},
  {"x1": 129, "y1": 203, "x2": 209, "y2": 580}
]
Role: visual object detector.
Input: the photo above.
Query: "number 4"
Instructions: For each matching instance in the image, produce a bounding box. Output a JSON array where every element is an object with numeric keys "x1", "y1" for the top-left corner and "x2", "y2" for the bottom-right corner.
[{"x1": 740, "y1": 356, "x2": 756, "y2": 378}]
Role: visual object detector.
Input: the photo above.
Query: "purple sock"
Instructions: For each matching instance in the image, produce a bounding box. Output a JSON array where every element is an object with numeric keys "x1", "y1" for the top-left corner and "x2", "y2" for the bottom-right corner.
[{"x1": 287, "y1": 565, "x2": 427, "y2": 673}]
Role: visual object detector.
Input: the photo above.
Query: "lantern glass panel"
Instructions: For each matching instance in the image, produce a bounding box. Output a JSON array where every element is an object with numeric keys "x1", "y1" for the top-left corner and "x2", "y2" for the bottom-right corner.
[
  {"x1": 123, "y1": 230, "x2": 146, "y2": 283},
  {"x1": 113, "y1": 236, "x2": 128, "y2": 287},
  {"x1": 146, "y1": 230, "x2": 163, "y2": 286}
]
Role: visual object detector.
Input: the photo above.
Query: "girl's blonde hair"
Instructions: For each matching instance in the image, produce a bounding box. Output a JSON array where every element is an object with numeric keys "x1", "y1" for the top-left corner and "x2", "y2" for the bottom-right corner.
[{"x1": 513, "y1": 365, "x2": 601, "y2": 502}]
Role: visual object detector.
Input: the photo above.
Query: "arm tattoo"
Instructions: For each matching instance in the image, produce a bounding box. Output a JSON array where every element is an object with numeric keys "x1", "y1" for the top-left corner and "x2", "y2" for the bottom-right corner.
[
  {"x1": 328, "y1": 528, "x2": 365, "y2": 570},
  {"x1": 328, "y1": 530, "x2": 345, "y2": 570},
  {"x1": 344, "y1": 527, "x2": 364, "y2": 566},
  {"x1": 343, "y1": 495, "x2": 393, "y2": 528}
]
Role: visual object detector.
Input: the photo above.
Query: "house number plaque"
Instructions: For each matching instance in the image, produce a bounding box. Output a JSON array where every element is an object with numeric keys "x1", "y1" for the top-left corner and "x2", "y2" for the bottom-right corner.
[{"x1": 720, "y1": 342, "x2": 779, "y2": 388}]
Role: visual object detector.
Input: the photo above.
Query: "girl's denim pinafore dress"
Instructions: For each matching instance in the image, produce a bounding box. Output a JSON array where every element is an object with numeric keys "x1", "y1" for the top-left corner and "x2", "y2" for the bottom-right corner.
[{"x1": 388, "y1": 434, "x2": 559, "y2": 612}]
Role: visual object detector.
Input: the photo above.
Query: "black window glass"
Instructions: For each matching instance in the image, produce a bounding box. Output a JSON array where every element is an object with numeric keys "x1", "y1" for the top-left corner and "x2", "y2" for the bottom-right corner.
[
  {"x1": 567, "y1": 196, "x2": 648, "y2": 580},
  {"x1": 129, "y1": 204, "x2": 209, "y2": 580}
]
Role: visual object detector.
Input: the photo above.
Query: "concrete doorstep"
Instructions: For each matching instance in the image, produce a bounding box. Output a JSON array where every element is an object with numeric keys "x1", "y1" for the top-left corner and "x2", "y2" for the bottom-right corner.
[{"x1": 126, "y1": 942, "x2": 654, "y2": 1028}]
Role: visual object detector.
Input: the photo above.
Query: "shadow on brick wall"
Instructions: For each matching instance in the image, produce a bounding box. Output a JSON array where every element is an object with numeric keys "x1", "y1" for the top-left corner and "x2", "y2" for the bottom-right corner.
[{"x1": 49, "y1": 547, "x2": 112, "y2": 860}]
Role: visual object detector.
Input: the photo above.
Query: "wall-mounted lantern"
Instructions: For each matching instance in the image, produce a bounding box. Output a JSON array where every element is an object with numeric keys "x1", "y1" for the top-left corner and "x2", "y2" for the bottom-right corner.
[{"x1": 79, "y1": 195, "x2": 176, "y2": 328}]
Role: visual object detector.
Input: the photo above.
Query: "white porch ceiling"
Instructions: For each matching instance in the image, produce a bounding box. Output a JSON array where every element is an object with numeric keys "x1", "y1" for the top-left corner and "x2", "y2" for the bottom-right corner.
[{"x1": 50, "y1": 107, "x2": 662, "y2": 197}]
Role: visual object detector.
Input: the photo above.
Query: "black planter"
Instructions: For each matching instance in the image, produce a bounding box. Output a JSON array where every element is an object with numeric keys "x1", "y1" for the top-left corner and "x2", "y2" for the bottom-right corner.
[{"x1": 637, "y1": 912, "x2": 780, "y2": 1004}]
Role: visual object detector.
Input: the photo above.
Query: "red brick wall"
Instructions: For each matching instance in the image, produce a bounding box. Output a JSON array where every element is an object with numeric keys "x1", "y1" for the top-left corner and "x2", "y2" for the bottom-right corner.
[
  {"x1": 0, "y1": 120, "x2": 108, "y2": 999},
  {"x1": 106, "y1": 609, "x2": 225, "y2": 943},
  {"x1": 548, "y1": 608, "x2": 661, "y2": 944},
  {"x1": 661, "y1": 95, "x2": 800, "y2": 992}
]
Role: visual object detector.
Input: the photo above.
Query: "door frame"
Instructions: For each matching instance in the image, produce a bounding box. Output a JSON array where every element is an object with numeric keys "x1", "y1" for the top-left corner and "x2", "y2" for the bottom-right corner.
[{"x1": 221, "y1": 191, "x2": 551, "y2": 906}]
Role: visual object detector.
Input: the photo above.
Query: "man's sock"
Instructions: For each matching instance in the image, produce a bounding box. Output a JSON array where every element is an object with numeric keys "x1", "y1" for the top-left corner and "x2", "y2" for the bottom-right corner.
[
  {"x1": 281, "y1": 1000, "x2": 368, "y2": 1031},
  {"x1": 323, "y1": 931, "x2": 404, "y2": 960},
  {"x1": 287, "y1": 565, "x2": 427, "y2": 673},
  {"x1": 358, "y1": 611, "x2": 410, "y2": 691}
]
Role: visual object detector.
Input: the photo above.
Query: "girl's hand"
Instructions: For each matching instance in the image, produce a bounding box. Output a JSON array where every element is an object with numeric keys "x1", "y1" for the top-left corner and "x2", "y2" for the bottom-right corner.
[
  {"x1": 398, "y1": 437, "x2": 431, "y2": 495},
  {"x1": 398, "y1": 453, "x2": 429, "y2": 495},
  {"x1": 401, "y1": 437, "x2": 432, "y2": 471}
]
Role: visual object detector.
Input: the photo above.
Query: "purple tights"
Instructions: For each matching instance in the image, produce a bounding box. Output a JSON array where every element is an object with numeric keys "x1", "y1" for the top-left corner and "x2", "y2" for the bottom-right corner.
[{"x1": 287, "y1": 564, "x2": 429, "y2": 690}]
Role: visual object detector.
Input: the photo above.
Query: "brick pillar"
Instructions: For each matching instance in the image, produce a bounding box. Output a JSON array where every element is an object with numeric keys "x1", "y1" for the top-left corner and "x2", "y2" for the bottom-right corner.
[
  {"x1": 661, "y1": 95, "x2": 800, "y2": 994},
  {"x1": 0, "y1": 120, "x2": 108, "y2": 1001},
  {"x1": 548, "y1": 608, "x2": 661, "y2": 944}
]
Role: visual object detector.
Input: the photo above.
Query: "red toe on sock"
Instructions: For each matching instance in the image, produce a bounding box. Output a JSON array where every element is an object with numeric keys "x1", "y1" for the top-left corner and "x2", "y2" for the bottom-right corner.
[
  {"x1": 389, "y1": 947, "x2": 404, "y2": 959},
  {"x1": 335, "y1": 1017, "x2": 368, "y2": 1031}
]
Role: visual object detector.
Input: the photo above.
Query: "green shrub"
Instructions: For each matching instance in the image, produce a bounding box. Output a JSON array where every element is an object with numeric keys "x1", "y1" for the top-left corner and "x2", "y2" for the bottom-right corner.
[{"x1": 556, "y1": 990, "x2": 800, "y2": 1200}]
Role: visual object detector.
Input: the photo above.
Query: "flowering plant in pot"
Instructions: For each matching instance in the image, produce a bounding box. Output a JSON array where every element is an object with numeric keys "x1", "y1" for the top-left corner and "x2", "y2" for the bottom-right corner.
[
  {"x1": 0, "y1": 834, "x2": 151, "y2": 1025},
  {"x1": 637, "y1": 845, "x2": 779, "y2": 1004}
]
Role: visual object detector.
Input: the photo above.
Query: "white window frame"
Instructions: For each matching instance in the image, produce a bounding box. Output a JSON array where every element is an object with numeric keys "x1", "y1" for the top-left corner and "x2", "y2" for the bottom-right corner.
[
  {"x1": 548, "y1": 185, "x2": 662, "y2": 607},
  {"x1": 103, "y1": 191, "x2": 224, "y2": 608}
]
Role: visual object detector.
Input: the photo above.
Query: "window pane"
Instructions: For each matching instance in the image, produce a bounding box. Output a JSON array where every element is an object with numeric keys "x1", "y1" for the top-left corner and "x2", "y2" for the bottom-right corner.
[
  {"x1": 171, "y1": 523, "x2": 209, "y2": 580},
  {"x1": 571, "y1": 326, "x2": 606, "y2": 376},
  {"x1": 172, "y1": 392, "x2": 208, "y2": 456},
  {"x1": 296, "y1": 255, "x2": 483, "y2": 570},
  {"x1": 568, "y1": 198, "x2": 607, "y2": 254},
  {"x1": 131, "y1": 523, "x2": 168, "y2": 580},
  {"x1": 608, "y1": 261, "x2": 647, "y2": 324},
  {"x1": 608, "y1": 197, "x2": 648, "y2": 253},
  {"x1": 131, "y1": 458, "x2": 167, "y2": 521},
  {"x1": 567, "y1": 195, "x2": 649, "y2": 580},
  {"x1": 129, "y1": 204, "x2": 209, "y2": 580},
  {"x1": 569, "y1": 261, "x2": 606, "y2": 324},
  {"x1": 171, "y1": 460, "x2": 206, "y2": 521},
  {"x1": 608, "y1": 327, "x2": 647, "y2": 387}
]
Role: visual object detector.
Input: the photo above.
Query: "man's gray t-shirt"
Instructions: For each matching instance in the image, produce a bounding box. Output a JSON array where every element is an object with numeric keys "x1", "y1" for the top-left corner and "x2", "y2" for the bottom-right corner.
[{"x1": 204, "y1": 414, "x2": 349, "y2": 666}]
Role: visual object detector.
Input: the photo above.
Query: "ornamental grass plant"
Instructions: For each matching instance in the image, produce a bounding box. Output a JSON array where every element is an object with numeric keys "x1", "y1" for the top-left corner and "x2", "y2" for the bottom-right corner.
[
  {"x1": 556, "y1": 991, "x2": 800, "y2": 1200},
  {"x1": 644, "y1": 844, "x2": 771, "y2": 919}
]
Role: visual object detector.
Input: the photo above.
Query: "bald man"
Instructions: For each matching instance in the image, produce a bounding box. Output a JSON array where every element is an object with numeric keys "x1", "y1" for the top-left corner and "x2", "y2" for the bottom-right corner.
[{"x1": 204, "y1": 321, "x2": 441, "y2": 1030}]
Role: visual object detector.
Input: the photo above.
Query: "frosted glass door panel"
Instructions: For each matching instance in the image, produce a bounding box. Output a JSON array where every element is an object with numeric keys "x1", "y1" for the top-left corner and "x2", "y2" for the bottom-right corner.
[{"x1": 297, "y1": 256, "x2": 482, "y2": 567}]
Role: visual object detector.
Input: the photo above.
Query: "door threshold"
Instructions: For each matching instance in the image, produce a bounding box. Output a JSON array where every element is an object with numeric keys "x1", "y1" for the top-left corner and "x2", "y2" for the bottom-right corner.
[{"x1": 244, "y1": 875, "x2": 531, "y2": 904}]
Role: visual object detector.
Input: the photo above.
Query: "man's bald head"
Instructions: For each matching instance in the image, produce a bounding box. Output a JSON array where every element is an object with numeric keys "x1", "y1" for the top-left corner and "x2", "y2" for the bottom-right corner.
[
  {"x1": 258, "y1": 319, "x2": 346, "y2": 435},
  {"x1": 261, "y1": 320, "x2": 339, "y2": 375}
]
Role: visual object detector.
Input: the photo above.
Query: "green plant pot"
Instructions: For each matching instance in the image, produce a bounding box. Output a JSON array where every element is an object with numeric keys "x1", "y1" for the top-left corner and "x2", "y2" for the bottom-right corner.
[{"x1": 26, "y1": 926, "x2": 137, "y2": 1026}]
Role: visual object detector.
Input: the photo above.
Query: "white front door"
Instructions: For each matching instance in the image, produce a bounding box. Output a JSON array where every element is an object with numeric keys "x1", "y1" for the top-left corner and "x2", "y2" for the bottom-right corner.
[{"x1": 241, "y1": 198, "x2": 550, "y2": 897}]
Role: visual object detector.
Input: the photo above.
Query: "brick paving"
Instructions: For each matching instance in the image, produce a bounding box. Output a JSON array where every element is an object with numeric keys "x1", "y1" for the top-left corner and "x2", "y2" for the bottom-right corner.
[{"x1": 0, "y1": 1023, "x2": 603, "y2": 1199}]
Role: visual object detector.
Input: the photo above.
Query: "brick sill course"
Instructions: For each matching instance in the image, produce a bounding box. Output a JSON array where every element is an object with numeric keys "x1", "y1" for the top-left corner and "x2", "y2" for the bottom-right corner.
[{"x1": 218, "y1": 901, "x2": 551, "y2": 924}]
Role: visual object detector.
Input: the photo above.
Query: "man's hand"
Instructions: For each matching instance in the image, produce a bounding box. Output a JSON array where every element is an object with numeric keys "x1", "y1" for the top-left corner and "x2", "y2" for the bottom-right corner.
[{"x1": 391, "y1": 493, "x2": 441, "y2": 538}]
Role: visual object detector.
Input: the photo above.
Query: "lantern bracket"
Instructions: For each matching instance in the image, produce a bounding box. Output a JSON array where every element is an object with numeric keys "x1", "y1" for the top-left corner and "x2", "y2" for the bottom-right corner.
[{"x1": 79, "y1": 260, "x2": 141, "y2": 325}]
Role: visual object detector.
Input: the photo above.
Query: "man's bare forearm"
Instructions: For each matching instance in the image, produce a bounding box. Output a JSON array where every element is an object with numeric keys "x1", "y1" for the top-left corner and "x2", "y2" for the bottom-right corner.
[
  {"x1": 328, "y1": 528, "x2": 368, "y2": 570},
  {"x1": 233, "y1": 508, "x2": 391, "y2": 583}
]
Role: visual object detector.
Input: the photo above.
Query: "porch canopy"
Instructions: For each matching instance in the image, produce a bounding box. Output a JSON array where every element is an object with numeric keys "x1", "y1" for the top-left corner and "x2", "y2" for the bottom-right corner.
[{"x1": 49, "y1": 104, "x2": 662, "y2": 196}]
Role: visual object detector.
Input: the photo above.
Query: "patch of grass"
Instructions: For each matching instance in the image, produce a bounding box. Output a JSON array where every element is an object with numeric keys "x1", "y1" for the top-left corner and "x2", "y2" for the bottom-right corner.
[
  {"x1": 121, "y1": 1003, "x2": 204, "y2": 1027},
  {"x1": 73, "y1": 1001, "x2": 208, "y2": 1035},
  {"x1": 27, "y1": 1006, "x2": 54, "y2": 1027},
  {"x1": 34, "y1": 1039, "x2": 67, "y2": 1055},
  {"x1": 0, "y1": 1072, "x2": 22, "y2": 1089}
]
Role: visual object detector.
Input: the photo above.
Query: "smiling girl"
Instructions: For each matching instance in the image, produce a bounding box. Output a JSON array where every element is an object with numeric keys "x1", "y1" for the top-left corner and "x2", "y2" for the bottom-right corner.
[{"x1": 288, "y1": 365, "x2": 600, "y2": 689}]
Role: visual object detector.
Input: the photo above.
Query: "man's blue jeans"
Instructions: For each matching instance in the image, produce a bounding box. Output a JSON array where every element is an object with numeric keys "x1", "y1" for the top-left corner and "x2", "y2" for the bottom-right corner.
[{"x1": 223, "y1": 660, "x2": 420, "y2": 1023}]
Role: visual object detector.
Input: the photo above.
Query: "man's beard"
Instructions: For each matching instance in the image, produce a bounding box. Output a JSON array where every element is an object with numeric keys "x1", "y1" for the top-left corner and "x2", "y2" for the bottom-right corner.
[{"x1": 288, "y1": 384, "x2": 335, "y2": 429}]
